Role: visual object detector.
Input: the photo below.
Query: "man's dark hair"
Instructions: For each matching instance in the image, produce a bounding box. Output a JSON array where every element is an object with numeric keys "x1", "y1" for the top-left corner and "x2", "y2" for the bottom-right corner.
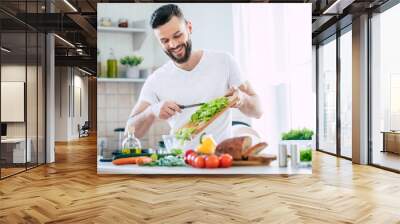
[{"x1": 150, "y1": 4, "x2": 184, "y2": 29}]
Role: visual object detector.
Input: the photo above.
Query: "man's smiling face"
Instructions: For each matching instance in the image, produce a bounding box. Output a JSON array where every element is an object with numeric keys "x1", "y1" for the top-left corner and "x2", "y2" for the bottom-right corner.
[{"x1": 154, "y1": 16, "x2": 192, "y2": 64}]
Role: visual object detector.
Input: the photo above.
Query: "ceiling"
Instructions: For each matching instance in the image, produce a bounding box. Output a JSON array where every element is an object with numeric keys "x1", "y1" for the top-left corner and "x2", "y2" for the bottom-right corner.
[{"x1": 0, "y1": 0, "x2": 393, "y2": 74}]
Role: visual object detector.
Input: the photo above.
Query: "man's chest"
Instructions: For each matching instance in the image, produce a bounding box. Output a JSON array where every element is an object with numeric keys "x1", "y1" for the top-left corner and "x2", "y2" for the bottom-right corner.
[{"x1": 155, "y1": 69, "x2": 229, "y2": 105}]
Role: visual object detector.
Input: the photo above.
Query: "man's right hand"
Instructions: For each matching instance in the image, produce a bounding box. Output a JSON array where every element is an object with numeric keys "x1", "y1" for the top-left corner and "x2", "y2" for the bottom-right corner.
[{"x1": 151, "y1": 101, "x2": 182, "y2": 120}]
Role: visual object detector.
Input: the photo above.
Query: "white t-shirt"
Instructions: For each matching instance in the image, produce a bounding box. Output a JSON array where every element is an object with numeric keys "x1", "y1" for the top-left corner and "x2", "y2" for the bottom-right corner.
[{"x1": 138, "y1": 50, "x2": 245, "y2": 149}]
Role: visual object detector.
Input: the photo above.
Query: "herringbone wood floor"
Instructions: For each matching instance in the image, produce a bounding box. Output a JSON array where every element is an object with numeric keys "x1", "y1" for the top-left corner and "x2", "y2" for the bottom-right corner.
[{"x1": 0, "y1": 134, "x2": 399, "y2": 224}]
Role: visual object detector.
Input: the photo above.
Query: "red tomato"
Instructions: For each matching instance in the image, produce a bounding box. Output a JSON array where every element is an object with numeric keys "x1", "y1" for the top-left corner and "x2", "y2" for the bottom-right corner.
[
  {"x1": 193, "y1": 155, "x2": 206, "y2": 168},
  {"x1": 205, "y1": 155, "x2": 219, "y2": 168},
  {"x1": 188, "y1": 153, "x2": 198, "y2": 166},
  {"x1": 185, "y1": 149, "x2": 195, "y2": 158},
  {"x1": 219, "y1": 154, "x2": 233, "y2": 168},
  {"x1": 184, "y1": 150, "x2": 195, "y2": 164}
]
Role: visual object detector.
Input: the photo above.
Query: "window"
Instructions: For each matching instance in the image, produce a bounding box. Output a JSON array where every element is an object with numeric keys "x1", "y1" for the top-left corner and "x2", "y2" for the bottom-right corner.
[
  {"x1": 340, "y1": 29, "x2": 352, "y2": 158},
  {"x1": 371, "y1": 2, "x2": 400, "y2": 171},
  {"x1": 0, "y1": 1, "x2": 47, "y2": 179},
  {"x1": 318, "y1": 37, "x2": 337, "y2": 154}
]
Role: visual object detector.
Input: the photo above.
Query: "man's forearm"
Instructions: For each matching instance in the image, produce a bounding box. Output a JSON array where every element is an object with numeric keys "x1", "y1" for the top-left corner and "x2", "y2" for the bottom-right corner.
[
  {"x1": 239, "y1": 94, "x2": 263, "y2": 119},
  {"x1": 126, "y1": 107, "x2": 156, "y2": 138}
]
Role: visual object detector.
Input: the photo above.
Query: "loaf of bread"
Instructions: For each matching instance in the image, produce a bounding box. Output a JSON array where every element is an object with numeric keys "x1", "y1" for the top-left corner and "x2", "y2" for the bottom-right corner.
[
  {"x1": 242, "y1": 142, "x2": 268, "y2": 159},
  {"x1": 215, "y1": 136, "x2": 252, "y2": 160}
]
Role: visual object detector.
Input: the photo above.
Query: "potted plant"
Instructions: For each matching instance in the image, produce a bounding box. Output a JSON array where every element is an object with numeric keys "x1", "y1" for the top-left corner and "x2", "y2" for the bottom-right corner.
[
  {"x1": 120, "y1": 55, "x2": 144, "y2": 79},
  {"x1": 281, "y1": 128, "x2": 314, "y2": 164}
]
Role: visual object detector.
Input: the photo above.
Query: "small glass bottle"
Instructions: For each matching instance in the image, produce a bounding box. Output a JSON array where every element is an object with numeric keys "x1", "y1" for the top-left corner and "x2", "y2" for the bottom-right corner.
[
  {"x1": 107, "y1": 48, "x2": 118, "y2": 78},
  {"x1": 122, "y1": 127, "x2": 141, "y2": 154}
]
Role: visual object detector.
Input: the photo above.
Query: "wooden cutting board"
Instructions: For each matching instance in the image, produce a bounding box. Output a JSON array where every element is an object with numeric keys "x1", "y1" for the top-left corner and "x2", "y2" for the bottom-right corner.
[
  {"x1": 232, "y1": 154, "x2": 277, "y2": 166},
  {"x1": 178, "y1": 93, "x2": 238, "y2": 138}
]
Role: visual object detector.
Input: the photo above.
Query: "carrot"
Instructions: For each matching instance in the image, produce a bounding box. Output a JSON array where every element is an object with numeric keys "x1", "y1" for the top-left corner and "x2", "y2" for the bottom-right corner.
[
  {"x1": 137, "y1": 157, "x2": 152, "y2": 165},
  {"x1": 112, "y1": 157, "x2": 138, "y2": 165}
]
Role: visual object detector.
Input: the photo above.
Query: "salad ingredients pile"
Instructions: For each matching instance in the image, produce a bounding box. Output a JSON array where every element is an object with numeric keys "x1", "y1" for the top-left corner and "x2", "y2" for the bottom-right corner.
[
  {"x1": 184, "y1": 150, "x2": 233, "y2": 168},
  {"x1": 141, "y1": 155, "x2": 186, "y2": 167},
  {"x1": 175, "y1": 127, "x2": 195, "y2": 144},
  {"x1": 184, "y1": 134, "x2": 233, "y2": 168},
  {"x1": 175, "y1": 97, "x2": 229, "y2": 144},
  {"x1": 190, "y1": 97, "x2": 229, "y2": 125}
]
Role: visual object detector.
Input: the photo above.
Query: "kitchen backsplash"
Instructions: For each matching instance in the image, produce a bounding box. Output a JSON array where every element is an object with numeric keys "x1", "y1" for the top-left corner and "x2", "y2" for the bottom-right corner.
[{"x1": 97, "y1": 81, "x2": 170, "y2": 152}]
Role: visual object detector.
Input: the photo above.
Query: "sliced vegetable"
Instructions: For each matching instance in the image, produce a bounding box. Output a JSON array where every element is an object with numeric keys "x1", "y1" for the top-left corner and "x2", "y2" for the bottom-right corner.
[
  {"x1": 190, "y1": 97, "x2": 229, "y2": 125},
  {"x1": 175, "y1": 127, "x2": 195, "y2": 144},
  {"x1": 175, "y1": 97, "x2": 229, "y2": 144},
  {"x1": 171, "y1": 148, "x2": 184, "y2": 156}
]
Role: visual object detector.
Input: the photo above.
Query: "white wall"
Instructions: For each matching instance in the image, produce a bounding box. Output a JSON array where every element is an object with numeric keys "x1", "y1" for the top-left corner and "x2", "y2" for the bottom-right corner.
[
  {"x1": 1, "y1": 65, "x2": 37, "y2": 138},
  {"x1": 97, "y1": 3, "x2": 235, "y2": 70},
  {"x1": 1, "y1": 64, "x2": 46, "y2": 163},
  {"x1": 55, "y1": 67, "x2": 68, "y2": 141},
  {"x1": 97, "y1": 3, "x2": 157, "y2": 75},
  {"x1": 54, "y1": 67, "x2": 89, "y2": 141}
]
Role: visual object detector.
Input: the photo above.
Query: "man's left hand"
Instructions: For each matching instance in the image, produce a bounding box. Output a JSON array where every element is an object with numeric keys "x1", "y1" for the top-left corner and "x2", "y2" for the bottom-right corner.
[{"x1": 224, "y1": 87, "x2": 244, "y2": 109}]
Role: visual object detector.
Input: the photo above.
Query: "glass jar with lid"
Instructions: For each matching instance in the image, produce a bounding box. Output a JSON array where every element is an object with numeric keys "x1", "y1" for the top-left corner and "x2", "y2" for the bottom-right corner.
[
  {"x1": 118, "y1": 18, "x2": 128, "y2": 28},
  {"x1": 100, "y1": 17, "x2": 112, "y2": 27},
  {"x1": 122, "y1": 127, "x2": 141, "y2": 154}
]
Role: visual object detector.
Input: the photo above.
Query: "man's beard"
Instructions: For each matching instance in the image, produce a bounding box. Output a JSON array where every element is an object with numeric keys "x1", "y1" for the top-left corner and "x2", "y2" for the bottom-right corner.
[{"x1": 164, "y1": 39, "x2": 192, "y2": 64}]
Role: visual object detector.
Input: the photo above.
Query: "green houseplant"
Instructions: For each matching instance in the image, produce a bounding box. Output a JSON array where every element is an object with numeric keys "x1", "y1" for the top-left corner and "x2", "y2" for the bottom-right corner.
[
  {"x1": 281, "y1": 128, "x2": 314, "y2": 164},
  {"x1": 281, "y1": 128, "x2": 314, "y2": 140},
  {"x1": 120, "y1": 55, "x2": 144, "y2": 78}
]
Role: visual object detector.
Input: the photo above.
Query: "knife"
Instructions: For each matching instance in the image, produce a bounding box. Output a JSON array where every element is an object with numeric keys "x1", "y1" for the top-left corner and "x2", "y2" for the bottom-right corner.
[{"x1": 178, "y1": 103, "x2": 205, "y2": 109}]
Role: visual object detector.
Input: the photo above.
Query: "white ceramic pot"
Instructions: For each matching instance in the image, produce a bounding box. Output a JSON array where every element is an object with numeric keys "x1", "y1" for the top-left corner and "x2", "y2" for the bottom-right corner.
[{"x1": 126, "y1": 67, "x2": 140, "y2": 78}]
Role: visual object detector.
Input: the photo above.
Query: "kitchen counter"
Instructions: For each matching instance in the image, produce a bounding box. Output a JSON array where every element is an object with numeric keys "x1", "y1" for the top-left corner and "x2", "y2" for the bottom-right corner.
[{"x1": 97, "y1": 157, "x2": 312, "y2": 175}]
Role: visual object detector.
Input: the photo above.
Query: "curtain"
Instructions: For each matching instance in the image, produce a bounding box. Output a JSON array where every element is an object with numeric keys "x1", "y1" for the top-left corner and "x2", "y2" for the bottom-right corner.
[{"x1": 232, "y1": 4, "x2": 314, "y2": 151}]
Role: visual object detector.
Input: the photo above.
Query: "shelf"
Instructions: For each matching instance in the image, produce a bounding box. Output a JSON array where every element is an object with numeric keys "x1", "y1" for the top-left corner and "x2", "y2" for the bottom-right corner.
[
  {"x1": 97, "y1": 26, "x2": 146, "y2": 33},
  {"x1": 98, "y1": 26, "x2": 147, "y2": 50},
  {"x1": 97, "y1": 77, "x2": 146, "y2": 83}
]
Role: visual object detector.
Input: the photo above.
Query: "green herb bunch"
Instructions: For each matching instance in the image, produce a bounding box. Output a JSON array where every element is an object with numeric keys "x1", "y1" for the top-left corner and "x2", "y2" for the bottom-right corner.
[
  {"x1": 300, "y1": 148, "x2": 312, "y2": 162},
  {"x1": 281, "y1": 128, "x2": 314, "y2": 140},
  {"x1": 120, "y1": 55, "x2": 143, "y2": 67}
]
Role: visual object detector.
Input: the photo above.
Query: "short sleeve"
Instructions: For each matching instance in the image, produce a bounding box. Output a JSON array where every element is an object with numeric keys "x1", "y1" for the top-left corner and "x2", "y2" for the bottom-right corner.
[
  {"x1": 138, "y1": 76, "x2": 159, "y2": 105},
  {"x1": 227, "y1": 53, "x2": 246, "y2": 88}
]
